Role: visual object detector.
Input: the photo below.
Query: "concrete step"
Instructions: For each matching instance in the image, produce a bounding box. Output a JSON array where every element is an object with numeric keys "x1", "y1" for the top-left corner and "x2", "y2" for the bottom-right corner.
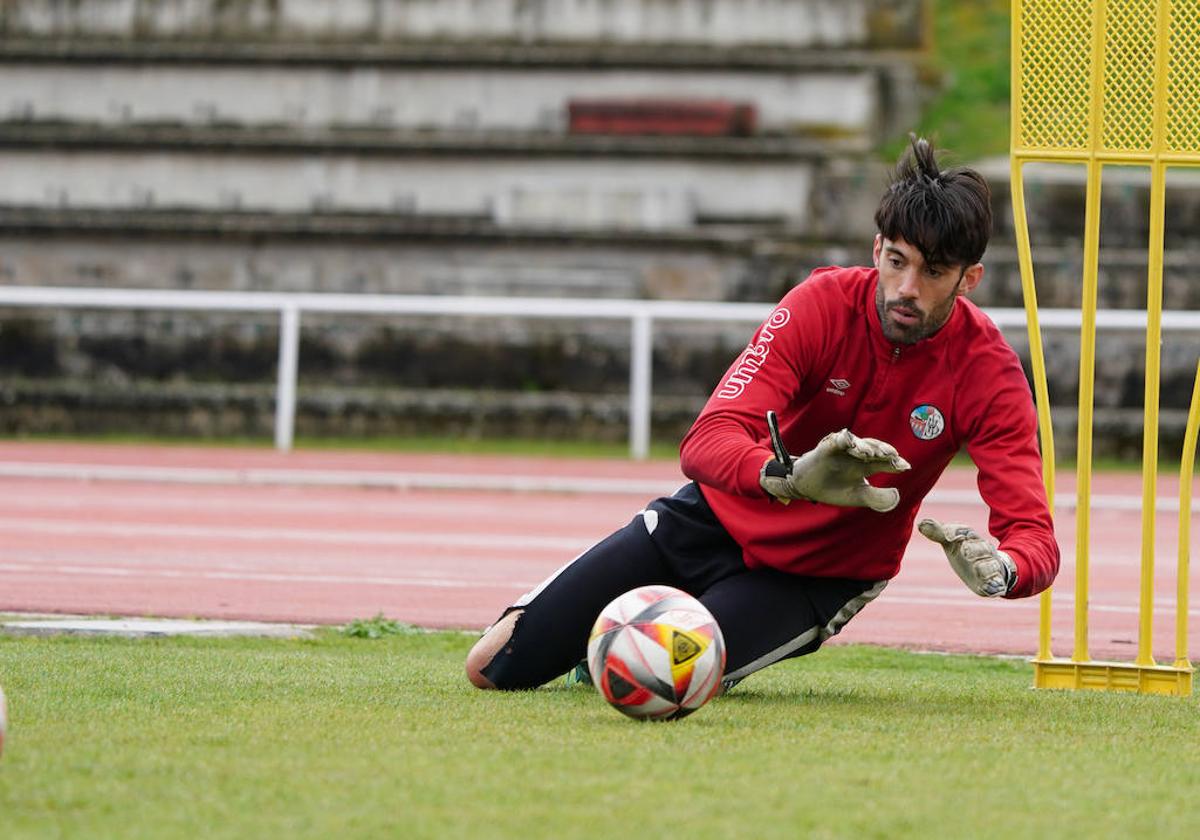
[
  {"x1": 0, "y1": 122, "x2": 870, "y2": 157},
  {"x1": 0, "y1": 37, "x2": 923, "y2": 67},
  {"x1": 1, "y1": 54, "x2": 902, "y2": 139},
  {"x1": 0, "y1": 220, "x2": 837, "y2": 310},
  {"x1": 0, "y1": 150, "x2": 821, "y2": 230},
  {"x1": 8, "y1": 201, "x2": 1200, "y2": 309},
  {"x1": 982, "y1": 157, "x2": 1200, "y2": 250},
  {"x1": 0, "y1": 0, "x2": 926, "y2": 50}
]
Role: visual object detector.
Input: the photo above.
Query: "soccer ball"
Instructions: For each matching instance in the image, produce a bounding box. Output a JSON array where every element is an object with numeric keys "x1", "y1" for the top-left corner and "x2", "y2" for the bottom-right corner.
[{"x1": 587, "y1": 585, "x2": 726, "y2": 721}]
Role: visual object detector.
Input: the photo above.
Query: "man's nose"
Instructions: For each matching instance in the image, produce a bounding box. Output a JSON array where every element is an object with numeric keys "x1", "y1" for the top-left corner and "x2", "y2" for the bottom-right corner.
[{"x1": 897, "y1": 268, "x2": 921, "y2": 298}]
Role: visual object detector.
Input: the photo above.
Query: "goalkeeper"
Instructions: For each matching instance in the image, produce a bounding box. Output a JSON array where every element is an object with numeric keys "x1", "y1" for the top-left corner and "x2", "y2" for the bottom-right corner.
[{"x1": 466, "y1": 137, "x2": 1059, "y2": 691}]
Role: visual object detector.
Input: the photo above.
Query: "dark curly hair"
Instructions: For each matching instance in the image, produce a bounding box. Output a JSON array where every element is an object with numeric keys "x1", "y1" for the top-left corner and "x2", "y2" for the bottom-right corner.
[{"x1": 873, "y1": 136, "x2": 992, "y2": 269}]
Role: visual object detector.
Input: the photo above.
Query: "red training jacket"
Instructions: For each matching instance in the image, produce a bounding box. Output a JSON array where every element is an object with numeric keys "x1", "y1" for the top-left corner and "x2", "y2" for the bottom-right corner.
[{"x1": 679, "y1": 265, "x2": 1059, "y2": 598}]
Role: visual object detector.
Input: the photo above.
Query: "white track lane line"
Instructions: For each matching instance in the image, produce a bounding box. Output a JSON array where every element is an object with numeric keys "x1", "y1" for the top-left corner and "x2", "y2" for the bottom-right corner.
[
  {"x1": 0, "y1": 561, "x2": 532, "y2": 590},
  {"x1": 923, "y1": 488, "x2": 1194, "y2": 512},
  {"x1": 0, "y1": 517, "x2": 590, "y2": 551},
  {"x1": 0, "y1": 489, "x2": 634, "y2": 520},
  {"x1": 0, "y1": 463, "x2": 680, "y2": 496},
  {"x1": 0, "y1": 547, "x2": 543, "y2": 575},
  {"x1": 880, "y1": 593, "x2": 1200, "y2": 617},
  {"x1": 3, "y1": 562, "x2": 1196, "y2": 618},
  {"x1": 0, "y1": 518, "x2": 1184, "y2": 568},
  {"x1": 0, "y1": 462, "x2": 1187, "y2": 512}
]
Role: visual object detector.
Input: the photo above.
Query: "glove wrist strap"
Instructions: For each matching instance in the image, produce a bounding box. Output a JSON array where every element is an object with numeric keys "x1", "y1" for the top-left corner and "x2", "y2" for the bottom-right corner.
[
  {"x1": 1001, "y1": 552, "x2": 1018, "y2": 594},
  {"x1": 762, "y1": 459, "x2": 790, "y2": 480}
]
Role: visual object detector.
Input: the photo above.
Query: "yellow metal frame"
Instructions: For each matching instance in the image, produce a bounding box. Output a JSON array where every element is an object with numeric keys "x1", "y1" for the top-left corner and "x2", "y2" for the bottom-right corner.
[{"x1": 1012, "y1": 0, "x2": 1195, "y2": 695}]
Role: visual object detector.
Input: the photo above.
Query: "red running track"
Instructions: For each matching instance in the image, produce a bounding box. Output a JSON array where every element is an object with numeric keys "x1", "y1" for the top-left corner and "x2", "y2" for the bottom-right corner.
[{"x1": 0, "y1": 441, "x2": 1196, "y2": 663}]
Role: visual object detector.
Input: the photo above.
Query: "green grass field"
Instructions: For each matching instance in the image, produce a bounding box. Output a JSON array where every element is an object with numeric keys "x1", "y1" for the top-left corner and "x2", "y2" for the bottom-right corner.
[{"x1": 1, "y1": 631, "x2": 1197, "y2": 839}]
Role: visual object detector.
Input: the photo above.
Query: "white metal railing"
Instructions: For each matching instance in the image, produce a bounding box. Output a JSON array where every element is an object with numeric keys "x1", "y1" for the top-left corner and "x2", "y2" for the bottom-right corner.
[{"x1": 2, "y1": 285, "x2": 1200, "y2": 458}]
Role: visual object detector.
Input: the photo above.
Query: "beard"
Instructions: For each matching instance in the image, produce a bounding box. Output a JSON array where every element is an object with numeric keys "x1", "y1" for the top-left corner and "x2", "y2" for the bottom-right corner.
[{"x1": 874, "y1": 283, "x2": 959, "y2": 345}]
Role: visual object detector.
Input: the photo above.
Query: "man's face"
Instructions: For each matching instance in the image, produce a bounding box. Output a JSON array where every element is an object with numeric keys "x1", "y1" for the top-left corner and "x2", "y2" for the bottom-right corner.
[{"x1": 873, "y1": 236, "x2": 983, "y2": 344}]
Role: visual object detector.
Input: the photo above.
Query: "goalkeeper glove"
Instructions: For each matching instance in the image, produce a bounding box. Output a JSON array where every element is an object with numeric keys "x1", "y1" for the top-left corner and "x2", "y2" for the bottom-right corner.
[
  {"x1": 918, "y1": 518, "x2": 1018, "y2": 597},
  {"x1": 758, "y1": 412, "x2": 910, "y2": 513}
]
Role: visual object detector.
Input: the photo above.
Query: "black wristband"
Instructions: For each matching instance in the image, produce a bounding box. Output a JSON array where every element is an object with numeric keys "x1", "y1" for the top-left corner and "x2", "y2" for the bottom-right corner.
[{"x1": 762, "y1": 459, "x2": 790, "y2": 479}]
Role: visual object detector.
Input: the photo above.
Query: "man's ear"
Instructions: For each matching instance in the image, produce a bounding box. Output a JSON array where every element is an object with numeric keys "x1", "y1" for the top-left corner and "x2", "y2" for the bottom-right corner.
[
  {"x1": 872, "y1": 234, "x2": 883, "y2": 267},
  {"x1": 959, "y1": 263, "x2": 984, "y2": 295}
]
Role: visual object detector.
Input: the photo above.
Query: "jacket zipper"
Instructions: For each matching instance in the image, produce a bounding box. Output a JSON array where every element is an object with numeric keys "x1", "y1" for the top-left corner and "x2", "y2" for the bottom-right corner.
[{"x1": 863, "y1": 346, "x2": 901, "y2": 413}]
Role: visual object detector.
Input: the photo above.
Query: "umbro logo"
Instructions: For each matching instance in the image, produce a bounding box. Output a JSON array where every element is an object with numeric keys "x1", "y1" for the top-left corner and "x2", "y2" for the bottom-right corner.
[{"x1": 826, "y1": 378, "x2": 851, "y2": 396}]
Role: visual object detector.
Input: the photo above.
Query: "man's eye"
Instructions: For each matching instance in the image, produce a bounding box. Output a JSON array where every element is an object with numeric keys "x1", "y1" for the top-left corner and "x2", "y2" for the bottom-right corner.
[
  {"x1": 889, "y1": 258, "x2": 903, "y2": 268},
  {"x1": 925, "y1": 268, "x2": 943, "y2": 278}
]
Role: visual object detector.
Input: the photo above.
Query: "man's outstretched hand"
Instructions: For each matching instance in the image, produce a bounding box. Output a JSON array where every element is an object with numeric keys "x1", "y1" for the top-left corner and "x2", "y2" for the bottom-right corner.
[
  {"x1": 759, "y1": 421, "x2": 910, "y2": 512},
  {"x1": 918, "y1": 518, "x2": 1017, "y2": 597}
]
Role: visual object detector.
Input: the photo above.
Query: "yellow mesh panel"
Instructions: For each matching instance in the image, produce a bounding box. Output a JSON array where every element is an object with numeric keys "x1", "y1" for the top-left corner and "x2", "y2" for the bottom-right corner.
[
  {"x1": 1101, "y1": 0, "x2": 1158, "y2": 153},
  {"x1": 1166, "y1": 0, "x2": 1200, "y2": 153},
  {"x1": 1014, "y1": 0, "x2": 1197, "y2": 695},
  {"x1": 1017, "y1": 0, "x2": 1095, "y2": 152},
  {"x1": 1017, "y1": 0, "x2": 1200, "y2": 159}
]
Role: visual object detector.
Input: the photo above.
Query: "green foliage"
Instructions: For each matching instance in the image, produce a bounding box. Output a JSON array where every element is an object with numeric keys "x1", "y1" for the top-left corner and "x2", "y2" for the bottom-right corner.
[
  {"x1": 0, "y1": 633, "x2": 1197, "y2": 839},
  {"x1": 888, "y1": 0, "x2": 1013, "y2": 162},
  {"x1": 340, "y1": 613, "x2": 417, "y2": 639}
]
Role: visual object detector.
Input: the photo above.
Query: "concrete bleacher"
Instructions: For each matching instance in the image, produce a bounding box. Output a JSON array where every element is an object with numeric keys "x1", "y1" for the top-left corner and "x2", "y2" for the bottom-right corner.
[
  {"x1": 0, "y1": 0, "x2": 920, "y2": 275},
  {"x1": 0, "y1": 0, "x2": 922, "y2": 47},
  {"x1": 0, "y1": 0, "x2": 926, "y2": 448},
  {"x1": 0, "y1": 23, "x2": 915, "y2": 233}
]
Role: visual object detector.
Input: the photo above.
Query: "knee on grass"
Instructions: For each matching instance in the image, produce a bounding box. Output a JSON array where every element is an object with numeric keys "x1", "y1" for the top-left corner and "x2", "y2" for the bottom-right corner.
[{"x1": 465, "y1": 609, "x2": 522, "y2": 690}]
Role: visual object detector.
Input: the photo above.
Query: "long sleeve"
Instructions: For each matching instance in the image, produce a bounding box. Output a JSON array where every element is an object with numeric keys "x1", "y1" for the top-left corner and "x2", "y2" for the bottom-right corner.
[
  {"x1": 679, "y1": 275, "x2": 839, "y2": 497},
  {"x1": 964, "y1": 361, "x2": 1060, "y2": 598}
]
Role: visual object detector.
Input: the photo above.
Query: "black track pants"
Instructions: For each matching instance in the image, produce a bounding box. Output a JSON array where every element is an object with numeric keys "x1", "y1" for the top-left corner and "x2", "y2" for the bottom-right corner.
[{"x1": 480, "y1": 483, "x2": 886, "y2": 690}]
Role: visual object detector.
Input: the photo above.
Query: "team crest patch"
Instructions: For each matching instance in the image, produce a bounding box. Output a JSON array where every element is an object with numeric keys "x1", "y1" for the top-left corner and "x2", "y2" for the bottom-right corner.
[{"x1": 909, "y1": 404, "x2": 945, "y2": 440}]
